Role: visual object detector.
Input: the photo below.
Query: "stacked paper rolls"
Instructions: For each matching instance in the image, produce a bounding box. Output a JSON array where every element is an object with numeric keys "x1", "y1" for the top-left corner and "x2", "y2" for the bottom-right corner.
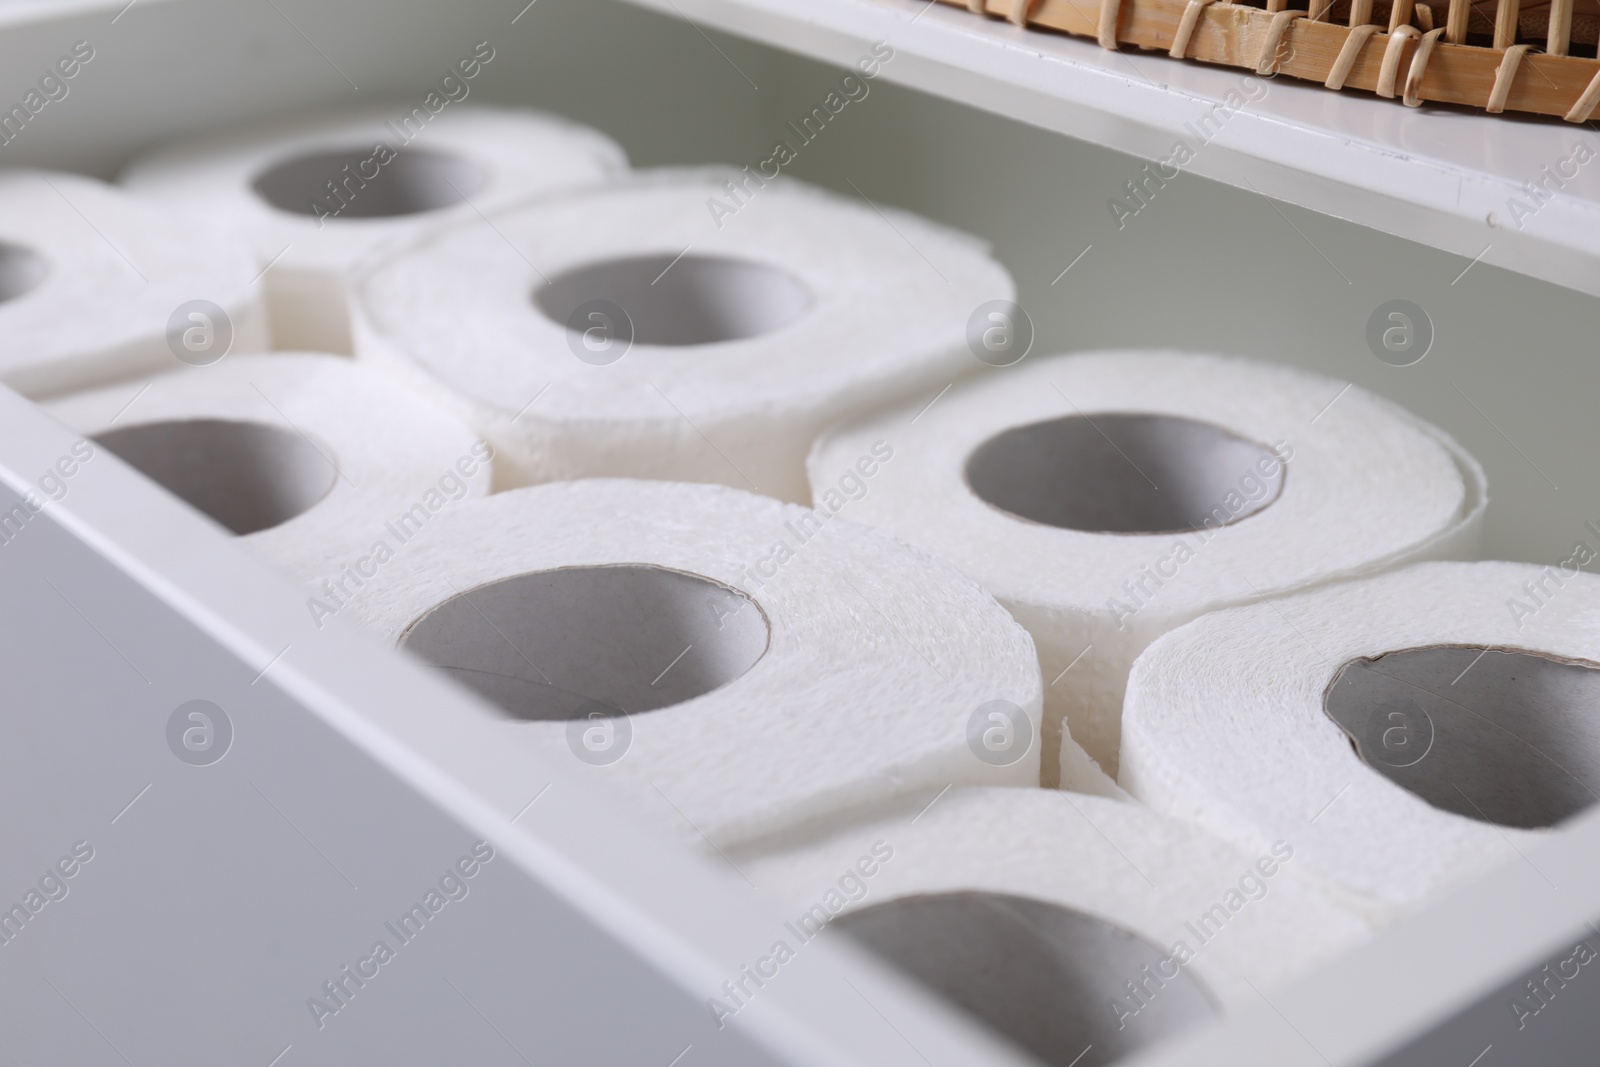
[
  {"x1": 120, "y1": 103, "x2": 626, "y2": 353},
  {"x1": 351, "y1": 168, "x2": 1014, "y2": 502},
  {"x1": 334, "y1": 479, "x2": 1097, "y2": 849},
  {"x1": 0, "y1": 169, "x2": 265, "y2": 398},
  {"x1": 731, "y1": 787, "x2": 1367, "y2": 1067},
  {"x1": 1122, "y1": 560, "x2": 1600, "y2": 920},
  {"x1": 809, "y1": 350, "x2": 1486, "y2": 783},
  {"x1": 45, "y1": 354, "x2": 491, "y2": 590}
]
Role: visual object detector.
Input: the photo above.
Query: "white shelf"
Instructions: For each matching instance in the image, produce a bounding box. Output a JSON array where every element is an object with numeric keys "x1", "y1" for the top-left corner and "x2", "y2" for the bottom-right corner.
[{"x1": 626, "y1": 0, "x2": 1600, "y2": 298}]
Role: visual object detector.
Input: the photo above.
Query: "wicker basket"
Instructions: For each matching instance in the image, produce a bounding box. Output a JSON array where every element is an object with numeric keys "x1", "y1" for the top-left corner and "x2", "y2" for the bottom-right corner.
[{"x1": 949, "y1": 0, "x2": 1600, "y2": 120}]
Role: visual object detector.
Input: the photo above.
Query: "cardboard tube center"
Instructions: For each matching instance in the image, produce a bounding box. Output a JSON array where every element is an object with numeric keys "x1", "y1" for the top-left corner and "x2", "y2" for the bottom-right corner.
[
  {"x1": 400, "y1": 565, "x2": 770, "y2": 721},
  {"x1": 1325, "y1": 646, "x2": 1600, "y2": 828},
  {"x1": 535, "y1": 254, "x2": 810, "y2": 346},
  {"x1": 96, "y1": 418, "x2": 336, "y2": 535},
  {"x1": 836, "y1": 891, "x2": 1216, "y2": 1067},
  {"x1": 965, "y1": 413, "x2": 1284, "y2": 534},
  {"x1": 0, "y1": 241, "x2": 46, "y2": 304},
  {"x1": 252, "y1": 147, "x2": 487, "y2": 218}
]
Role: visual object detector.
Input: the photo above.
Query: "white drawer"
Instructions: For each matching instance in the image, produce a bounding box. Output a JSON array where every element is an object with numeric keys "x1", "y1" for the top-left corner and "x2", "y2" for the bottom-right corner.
[{"x1": 1, "y1": 1, "x2": 1596, "y2": 1063}]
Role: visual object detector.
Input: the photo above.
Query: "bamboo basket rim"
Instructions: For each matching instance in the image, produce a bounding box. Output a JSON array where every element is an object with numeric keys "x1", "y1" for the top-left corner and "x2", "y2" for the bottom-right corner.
[{"x1": 950, "y1": 0, "x2": 1600, "y2": 121}]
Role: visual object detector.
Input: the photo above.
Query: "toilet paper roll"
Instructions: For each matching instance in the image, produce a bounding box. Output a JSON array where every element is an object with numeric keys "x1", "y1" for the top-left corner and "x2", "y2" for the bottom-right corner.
[
  {"x1": 45, "y1": 353, "x2": 492, "y2": 590},
  {"x1": 730, "y1": 787, "x2": 1367, "y2": 1067},
  {"x1": 350, "y1": 168, "x2": 1015, "y2": 503},
  {"x1": 120, "y1": 103, "x2": 626, "y2": 353},
  {"x1": 0, "y1": 169, "x2": 266, "y2": 399},
  {"x1": 809, "y1": 350, "x2": 1486, "y2": 782},
  {"x1": 1122, "y1": 559, "x2": 1600, "y2": 919},
  {"x1": 335, "y1": 478, "x2": 1060, "y2": 848}
]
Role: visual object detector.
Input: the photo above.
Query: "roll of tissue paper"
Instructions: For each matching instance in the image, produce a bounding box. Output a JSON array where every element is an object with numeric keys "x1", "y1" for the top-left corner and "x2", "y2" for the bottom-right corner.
[
  {"x1": 809, "y1": 350, "x2": 1486, "y2": 783},
  {"x1": 0, "y1": 169, "x2": 265, "y2": 398},
  {"x1": 730, "y1": 787, "x2": 1367, "y2": 1067},
  {"x1": 1122, "y1": 559, "x2": 1600, "y2": 919},
  {"x1": 351, "y1": 168, "x2": 1015, "y2": 502},
  {"x1": 45, "y1": 353, "x2": 491, "y2": 591},
  {"x1": 120, "y1": 101, "x2": 627, "y2": 353},
  {"x1": 335, "y1": 478, "x2": 1079, "y2": 849}
]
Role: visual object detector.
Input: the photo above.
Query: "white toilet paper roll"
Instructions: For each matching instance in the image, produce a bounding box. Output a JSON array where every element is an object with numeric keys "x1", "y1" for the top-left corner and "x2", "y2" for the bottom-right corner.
[
  {"x1": 729, "y1": 787, "x2": 1367, "y2": 1067},
  {"x1": 45, "y1": 353, "x2": 492, "y2": 592},
  {"x1": 0, "y1": 169, "x2": 266, "y2": 399},
  {"x1": 809, "y1": 350, "x2": 1486, "y2": 782},
  {"x1": 1122, "y1": 559, "x2": 1600, "y2": 919},
  {"x1": 351, "y1": 168, "x2": 1015, "y2": 502},
  {"x1": 120, "y1": 103, "x2": 626, "y2": 353},
  {"x1": 336, "y1": 479, "x2": 1057, "y2": 848}
]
